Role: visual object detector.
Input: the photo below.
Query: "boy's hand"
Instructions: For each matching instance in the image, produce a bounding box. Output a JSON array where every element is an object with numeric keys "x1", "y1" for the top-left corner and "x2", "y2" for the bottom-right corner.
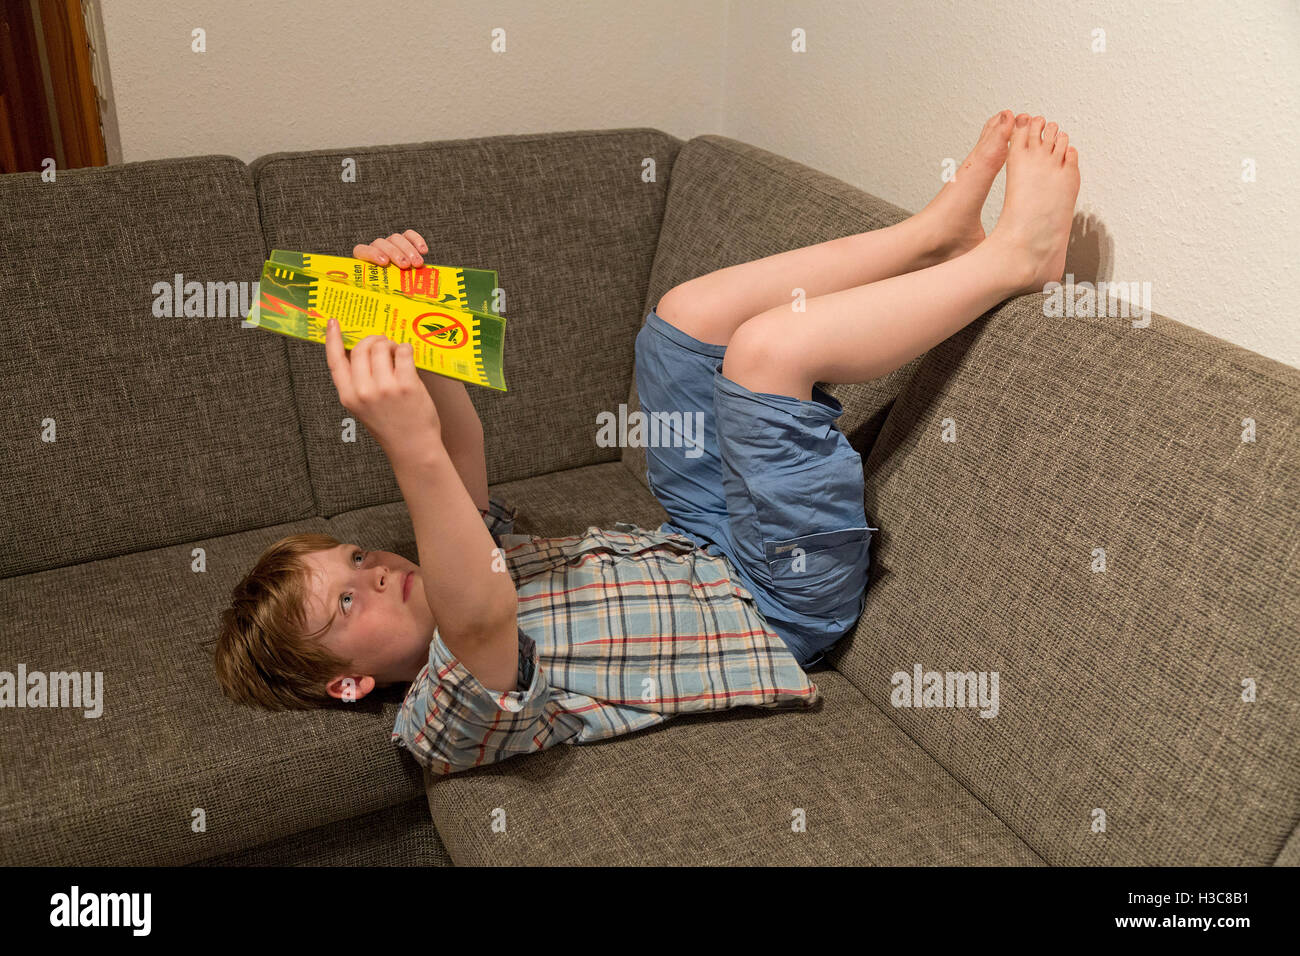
[
  {"x1": 324, "y1": 319, "x2": 441, "y2": 455},
  {"x1": 353, "y1": 229, "x2": 428, "y2": 269}
]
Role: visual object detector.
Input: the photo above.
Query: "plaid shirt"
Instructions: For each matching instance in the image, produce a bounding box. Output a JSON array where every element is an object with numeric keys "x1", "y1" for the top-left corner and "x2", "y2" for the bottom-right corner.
[{"x1": 392, "y1": 496, "x2": 821, "y2": 774}]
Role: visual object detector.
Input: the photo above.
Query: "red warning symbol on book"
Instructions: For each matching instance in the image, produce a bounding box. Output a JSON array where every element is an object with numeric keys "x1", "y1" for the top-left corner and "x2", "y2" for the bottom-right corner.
[{"x1": 411, "y1": 311, "x2": 468, "y2": 349}]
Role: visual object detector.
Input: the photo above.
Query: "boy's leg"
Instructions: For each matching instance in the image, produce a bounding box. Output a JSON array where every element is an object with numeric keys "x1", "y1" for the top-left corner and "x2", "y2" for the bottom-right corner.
[
  {"x1": 707, "y1": 115, "x2": 1077, "y2": 666},
  {"x1": 659, "y1": 110, "x2": 1019, "y2": 347},
  {"x1": 722, "y1": 114, "x2": 1080, "y2": 399}
]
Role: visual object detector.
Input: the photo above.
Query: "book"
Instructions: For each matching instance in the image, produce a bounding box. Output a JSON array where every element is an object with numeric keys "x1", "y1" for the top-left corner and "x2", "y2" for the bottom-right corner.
[
  {"x1": 245, "y1": 254, "x2": 507, "y2": 391},
  {"x1": 267, "y1": 250, "x2": 500, "y2": 315}
]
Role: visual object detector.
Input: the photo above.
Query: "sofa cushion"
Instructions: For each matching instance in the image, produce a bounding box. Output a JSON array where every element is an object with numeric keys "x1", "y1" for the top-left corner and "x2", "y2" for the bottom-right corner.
[
  {"x1": 410, "y1": 463, "x2": 1040, "y2": 868},
  {"x1": 481, "y1": 460, "x2": 672, "y2": 537},
  {"x1": 383, "y1": 464, "x2": 1039, "y2": 865},
  {"x1": 424, "y1": 667, "x2": 1042, "y2": 865},
  {"x1": 412, "y1": 459, "x2": 1030, "y2": 866},
  {"x1": 834, "y1": 293, "x2": 1300, "y2": 865},
  {"x1": 0, "y1": 459, "x2": 674, "y2": 865},
  {"x1": 624, "y1": 135, "x2": 921, "y2": 492},
  {"x1": 251, "y1": 129, "x2": 681, "y2": 515},
  {"x1": 0, "y1": 156, "x2": 312, "y2": 577},
  {"x1": 0, "y1": 516, "x2": 424, "y2": 866}
]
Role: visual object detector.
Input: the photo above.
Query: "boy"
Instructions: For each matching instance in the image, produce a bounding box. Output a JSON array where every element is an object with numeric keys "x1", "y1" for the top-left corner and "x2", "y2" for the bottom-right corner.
[{"x1": 214, "y1": 111, "x2": 1079, "y2": 774}]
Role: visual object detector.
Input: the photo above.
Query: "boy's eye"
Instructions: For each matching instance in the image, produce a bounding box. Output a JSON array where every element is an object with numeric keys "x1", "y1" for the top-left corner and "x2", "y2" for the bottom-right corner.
[{"x1": 341, "y1": 550, "x2": 365, "y2": 614}]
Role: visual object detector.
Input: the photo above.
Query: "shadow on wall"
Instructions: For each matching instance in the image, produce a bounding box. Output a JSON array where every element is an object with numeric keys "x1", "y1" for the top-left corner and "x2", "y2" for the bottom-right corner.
[{"x1": 1065, "y1": 210, "x2": 1112, "y2": 284}]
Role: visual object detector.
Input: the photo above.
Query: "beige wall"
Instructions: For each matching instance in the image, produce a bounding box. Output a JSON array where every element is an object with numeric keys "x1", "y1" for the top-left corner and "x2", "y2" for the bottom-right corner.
[
  {"x1": 98, "y1": 0, "x2": 1298, "y2": 366},
  {"x1": 98, "y1": 0, "x2": 725, "y2": 162}
]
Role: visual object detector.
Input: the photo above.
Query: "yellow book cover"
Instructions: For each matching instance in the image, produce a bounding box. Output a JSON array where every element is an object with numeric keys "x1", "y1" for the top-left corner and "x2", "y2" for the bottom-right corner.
[
  {"x1": 246, "y1": 260, "x2": 507, "y2": 391},
  {"x1": 266, "y1": 250, "x2": 500, "y2": 315}
]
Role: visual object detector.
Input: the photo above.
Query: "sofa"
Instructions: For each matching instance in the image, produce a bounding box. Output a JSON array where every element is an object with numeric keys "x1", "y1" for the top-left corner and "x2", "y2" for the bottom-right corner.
[{"x1": 1, "y1": 127, "x2": 1296, "y2": 867}]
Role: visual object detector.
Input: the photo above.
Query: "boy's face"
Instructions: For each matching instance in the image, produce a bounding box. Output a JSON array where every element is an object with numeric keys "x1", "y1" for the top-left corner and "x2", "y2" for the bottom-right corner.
[{"x1": 299, "y1": 544, "x2": 435, "y2": 700}]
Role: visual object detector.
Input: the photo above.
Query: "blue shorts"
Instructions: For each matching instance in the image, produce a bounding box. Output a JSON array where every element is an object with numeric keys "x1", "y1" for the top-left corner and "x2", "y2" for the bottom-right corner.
[{"x1": 633, "y1": 307, "x2": 875, "y2": 667}]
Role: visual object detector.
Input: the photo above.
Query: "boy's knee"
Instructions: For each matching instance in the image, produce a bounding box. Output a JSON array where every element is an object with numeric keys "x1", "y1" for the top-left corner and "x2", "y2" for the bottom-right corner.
[
  {"x1": 656, "y1": 281, "x2": 731, "y2": 345},
  {"x1": 655, "y1": 282, "x2": 698, "y2": 325},
  {"x1": 722, "y1": 315, "x2": 811, "y2": 397},
  {"x1": 721, "y1": 318, "x2": 767, "y2": 377}
]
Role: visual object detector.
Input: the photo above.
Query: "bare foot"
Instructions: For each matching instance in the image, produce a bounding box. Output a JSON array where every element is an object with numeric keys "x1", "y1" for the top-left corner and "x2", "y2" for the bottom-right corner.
[
  {"x1": 916, "y1": 110, "x2": 1016, "y2": 260},
  {"x1": 985, "y1": 114, "x2": 1081, "y2": 294}
]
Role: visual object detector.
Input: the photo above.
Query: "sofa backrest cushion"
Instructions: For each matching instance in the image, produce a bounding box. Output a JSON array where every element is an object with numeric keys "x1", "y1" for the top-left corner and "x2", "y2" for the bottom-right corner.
[
  {"x1": 624, "y1": 134, "x2": 921, "y2": 488},
  {"x1": 0, "y1": 157, "x2": 311, "y2": 578},
  {"x1": 252, "y1": 129, "x2": 679, "y2": 516},
  {"x1": 835, "y1": 293, "x2": 1300, "y2": 865}
]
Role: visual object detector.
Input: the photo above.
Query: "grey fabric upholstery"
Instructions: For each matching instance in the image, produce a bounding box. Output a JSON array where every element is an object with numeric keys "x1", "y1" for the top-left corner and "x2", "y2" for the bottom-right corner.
[
  {"x1": 0, "y1": 157, "x2": 310, "y2": 578},
  {"x1": 190, "y1": 797, "x2": 451, "y2": 867},
  {"x1": 0, "y1": 460, "x2": 674, "y2": 866},
  {"x1": 833, "y1": 292, "x2": 1300, "y2": 866},
  {"x1": 1, "y1": 128, "x2": 1295, "y2": 866},
  {"x1": 0, "y1": 515, "x2": 423, "y2": 866},
  {"x1": 424, "y1": 667, "x2": 1042, "y2": 866}
]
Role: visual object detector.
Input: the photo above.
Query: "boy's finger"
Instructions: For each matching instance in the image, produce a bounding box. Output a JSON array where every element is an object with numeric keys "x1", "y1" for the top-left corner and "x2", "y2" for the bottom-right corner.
[
  {"x1": 372, "y1": 237, "x2": 409, "y2": 267},
  {"x1": 369, "y1": 337, "x2": 396, "y2": 392},
  {"x1": 393, "y1": 340, "x2": 418, "y2": 381},
  {"x1": 387, "y1": 232, "x2": 422, "y2": 267},
  {"x1": 352, "y1": 242, "x2": 387, "y2": 265},
  {"x1": 402, "y1": 229, "x2": 428, "y2": 255},
  {"x1": 350, "y1": 333, "x2": 382, "y2": 390},
  {"x1": 324, "y1": 319, "x2": 355, "y2": 405}
]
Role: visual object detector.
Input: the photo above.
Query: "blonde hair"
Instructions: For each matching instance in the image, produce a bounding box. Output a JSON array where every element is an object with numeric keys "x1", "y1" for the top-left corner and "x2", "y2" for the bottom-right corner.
[{"x1": 212, "y1": 533, "x2": 354, "y2": 711}]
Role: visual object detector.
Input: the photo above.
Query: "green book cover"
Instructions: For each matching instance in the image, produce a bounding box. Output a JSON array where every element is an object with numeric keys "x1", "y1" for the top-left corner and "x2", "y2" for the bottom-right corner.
[{"x1": 246, "y1": 260, "x2": 506, "y2": 391}]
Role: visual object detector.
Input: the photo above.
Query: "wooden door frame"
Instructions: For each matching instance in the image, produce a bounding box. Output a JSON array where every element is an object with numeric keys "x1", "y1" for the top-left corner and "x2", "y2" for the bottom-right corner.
[
  {"x1": 0, "y1": 0, "x2": 57, "y2": 172},
  {"x1": 0, "y1": 0, "x2": 105, "y2": 173}
]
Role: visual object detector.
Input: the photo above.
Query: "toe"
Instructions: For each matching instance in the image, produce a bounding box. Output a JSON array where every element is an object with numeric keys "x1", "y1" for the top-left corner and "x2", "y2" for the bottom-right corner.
[
  {"x1": 1029, "y1": 115, "x2": 1046, "y2": 144},
  {"x1": 1011, "y1": 113, "x2": 1031, "y2": 146},
  {"x1": 1066, "y1": 146, "x2": 1079, "y2": 166},
  {"x1": 983, "y1": 110, "x2": 1014, "y2": 149},
  {"x1": 1044, "y1": 122, "x2": 1058, "y2": 145},
  {"x1": 1054, "y1": 132, "x2": 1069, "y2": 161}
]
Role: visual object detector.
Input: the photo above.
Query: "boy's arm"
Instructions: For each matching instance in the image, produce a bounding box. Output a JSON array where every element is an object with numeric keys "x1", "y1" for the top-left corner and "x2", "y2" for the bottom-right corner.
[
  {"x1": 416, "y1": 370, "x2": 489, "y2": 515},
  {"x1": 351, "y1": 228, "x2": 490, "y2": 513},
  {"x1": 324, "y1": 321, "x2": 519, "y2": 694},
  {"x1": 388, "y1": 442, "x2": 519, "y2": 694}
]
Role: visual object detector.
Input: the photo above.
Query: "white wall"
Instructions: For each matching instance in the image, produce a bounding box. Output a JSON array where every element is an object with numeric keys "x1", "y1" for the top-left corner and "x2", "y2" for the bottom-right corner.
[
  {"x1": 724, "y1": 0, "x2": 1300, "y2": 366},
  {"x1": 98, "y1": 0, "x2": 1299, "y2": 367},
  {"x1": 98, "y1": 0, "x2": 725, "y2": 162}
]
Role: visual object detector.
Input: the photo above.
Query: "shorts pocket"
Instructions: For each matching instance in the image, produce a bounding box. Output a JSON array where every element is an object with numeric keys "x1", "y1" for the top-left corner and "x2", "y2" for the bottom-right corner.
[{"x1": 762, "y1": 527, "x2": 871, "y2": 616}]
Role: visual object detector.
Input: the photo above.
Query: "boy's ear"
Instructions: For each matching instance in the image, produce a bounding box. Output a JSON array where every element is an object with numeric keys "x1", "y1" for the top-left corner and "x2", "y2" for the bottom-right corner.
[{"x1": 325, "y1": 674, "x2": 376, "y2": 703}]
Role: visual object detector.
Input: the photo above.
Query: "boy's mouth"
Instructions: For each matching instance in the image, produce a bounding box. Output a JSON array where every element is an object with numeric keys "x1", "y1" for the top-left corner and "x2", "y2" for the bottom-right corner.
[{"x1": 402, "y1": 570, "x2": 413, "y2": 602}]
